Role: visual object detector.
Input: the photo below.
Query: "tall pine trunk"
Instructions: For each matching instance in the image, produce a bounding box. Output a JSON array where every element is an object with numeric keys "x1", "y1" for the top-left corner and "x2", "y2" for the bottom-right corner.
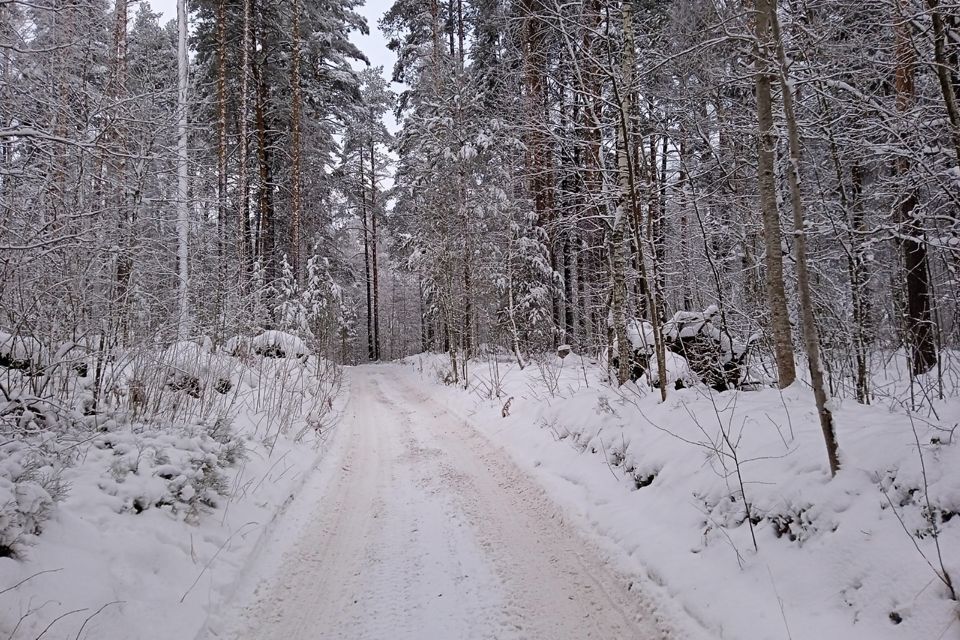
[
  {"x1": 369, "y1": 133, "x2": 381, "y2": 360},
  {"x1": 252, "y1": 21, "x2": 276, "y2": 284},
  {"x1": 238, "y1": 0, "x2": 252, "y2": 282},
  {"x1": 289, "y1": 0, "x2": 303, "y2": 282},
  {"x1": 216, "y1": 0, "x2": 228, "y2": 313},
  {"x1": 360, "y1": 150, "x2": 374, "y2": 361},
  {"x1": 522, "y1": 0, "x2": 556, "y2": 344},
  {"x1": 894, "y1": 0, "x2": 937, "y2": 375},
  {"x1": 112, "y1": 0, "x2": 132, "y2": 341}
]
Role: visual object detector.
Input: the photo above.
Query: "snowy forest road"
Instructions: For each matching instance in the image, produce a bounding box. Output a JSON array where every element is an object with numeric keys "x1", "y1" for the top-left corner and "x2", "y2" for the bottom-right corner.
[{"x1": 216, "y1": 364, "x2": 671, "y2": 640}]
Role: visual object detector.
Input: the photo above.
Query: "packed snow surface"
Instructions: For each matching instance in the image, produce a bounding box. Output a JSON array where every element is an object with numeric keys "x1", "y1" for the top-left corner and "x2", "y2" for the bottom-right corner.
[{"x1": 208, "y1": 366, "x2": 683, "y2": 639}]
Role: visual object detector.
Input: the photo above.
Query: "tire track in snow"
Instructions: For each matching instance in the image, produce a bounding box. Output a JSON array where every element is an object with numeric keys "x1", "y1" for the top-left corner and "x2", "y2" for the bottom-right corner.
[{"x1": 213, "y1": 365, "x2": 675, "y2": 639}]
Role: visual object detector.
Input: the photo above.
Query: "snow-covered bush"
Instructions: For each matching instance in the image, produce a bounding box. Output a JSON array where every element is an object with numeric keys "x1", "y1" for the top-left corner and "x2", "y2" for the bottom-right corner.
[
  {"x1": 0, "y1": 437, "x2": 69, "y2": 558},
  {"x1": 661, "y1": 306, "x2": 758, "y2": 390},
  {"x1": 530, "y1": 353, "x2": 565, "y2": 398},
  {"x1": 0, "y1": 380, "x2": 84, "y2": 558},
  {"x1": 95, "y1": 417, "x2": 244, "y2": 522},
  {"x1": 264, "y1": 254, "x2": 355, "y2": 355},
  {"x1": 0, "y1": 326, "x2": 340, "y2": 561},
  {"x1": 159, "y1": 340, "x2": 234, "y2": 397},
  {"x1": 0, "y1": 319, "x2": 342, "y2": 639},
  {"x1": 225, "y1": 335, "x2": 252, "y2": 360}
]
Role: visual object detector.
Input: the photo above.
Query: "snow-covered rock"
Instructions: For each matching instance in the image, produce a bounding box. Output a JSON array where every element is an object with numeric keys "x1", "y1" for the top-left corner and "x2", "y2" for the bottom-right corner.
[{"x1": 250, "y1": 330, "x2": 309, "y2": 359}]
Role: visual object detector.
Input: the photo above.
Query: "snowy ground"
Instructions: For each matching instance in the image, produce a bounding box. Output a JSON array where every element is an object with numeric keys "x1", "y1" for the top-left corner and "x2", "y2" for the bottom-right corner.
[
  {"x1": 400, "y1": 351, "x2": 960, "y2": 640},
  {"x1": 205, "y1": 365, "x2": 690, "y2": 640},
  {"x1": 5, "y1": 350, "x2": 958, "y2": 639},
  {"x1": 0, "y1": 344, "x2": 343, "y2": 640}
]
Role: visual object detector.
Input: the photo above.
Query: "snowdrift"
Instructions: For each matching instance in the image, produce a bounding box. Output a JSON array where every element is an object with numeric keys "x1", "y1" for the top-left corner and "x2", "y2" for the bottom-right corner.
[
  {"x1": 404, "y1": 350, "x2": 960, "y2": 640},
  {"x1": 0, "y1": 332, "x2": 343, "y2": 640}
]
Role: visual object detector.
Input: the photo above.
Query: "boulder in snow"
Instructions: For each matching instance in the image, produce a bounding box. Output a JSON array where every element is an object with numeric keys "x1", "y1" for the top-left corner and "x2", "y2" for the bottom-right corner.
[
  {"x1": 615, "y1": 307, "x2": 757, "y2": 390},
  {"x1": 251, "y1": 331, "x2": 309, "y2": 360}
]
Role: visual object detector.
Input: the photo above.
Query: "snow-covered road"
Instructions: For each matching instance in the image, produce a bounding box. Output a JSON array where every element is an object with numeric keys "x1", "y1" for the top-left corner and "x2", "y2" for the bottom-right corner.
[{"x1": 215, "y1": 365, "x2": 669, "y2": 639}]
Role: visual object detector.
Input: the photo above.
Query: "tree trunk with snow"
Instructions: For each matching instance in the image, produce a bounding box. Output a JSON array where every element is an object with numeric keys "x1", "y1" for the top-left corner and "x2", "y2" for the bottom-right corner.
[
  {"x1": 112, "y1": 0, "x2": 132, "y2": 341},
  {"x1": 769, "y1": 0, "x2": 841, "y2": 476},
  {"x1": 849, "y1": 162, "x2": 871, "y2": 404},
  {"x1": 216, "y1": 0, "x2": 229, "y2": 306},
  {"x1": 614, "y1": 0, "x2": 667, "y2": 398},
  {"x1": 176, "y1": 0, "x2": 190, "y2": 339},
  {"x1": 753, "y1": 0, "x2": 795, "y2": 388},
  {"x1": 894, "y1": 0, "x2": 937, "y2": 376},
  {"x1": 253, "y1": 34, "x2": 276, "y2": 283},
  {"x1": 237, "y1": 0, "x2": 254, "y2": 282},
  {"x1": 361, "y1": 150, "x2": 374, "y2": 361},
  {"x1": 607, "y1": 1, "x2": 631, "y2": 387},
  {"x1": 369, "y1": 127, "x2": 381, "y2": 360},
  {"x1": 238, "y1": 0, "x2": 252, "y2": 281},
  {"x1": 926, "y1": 0, "x2": 960, "y2": 167},
  {"x1": 289, "y1": 0, "x2": 303, "y2": 282}
]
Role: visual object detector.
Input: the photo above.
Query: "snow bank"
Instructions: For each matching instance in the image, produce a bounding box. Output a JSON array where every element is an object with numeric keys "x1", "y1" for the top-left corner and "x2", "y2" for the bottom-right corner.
[
  {"x1": 402, "y1": 351, "x2": 960, "y2": 640},
  {"x1": 0, "y1": 336, "x2": 343, "y2": 640}
]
